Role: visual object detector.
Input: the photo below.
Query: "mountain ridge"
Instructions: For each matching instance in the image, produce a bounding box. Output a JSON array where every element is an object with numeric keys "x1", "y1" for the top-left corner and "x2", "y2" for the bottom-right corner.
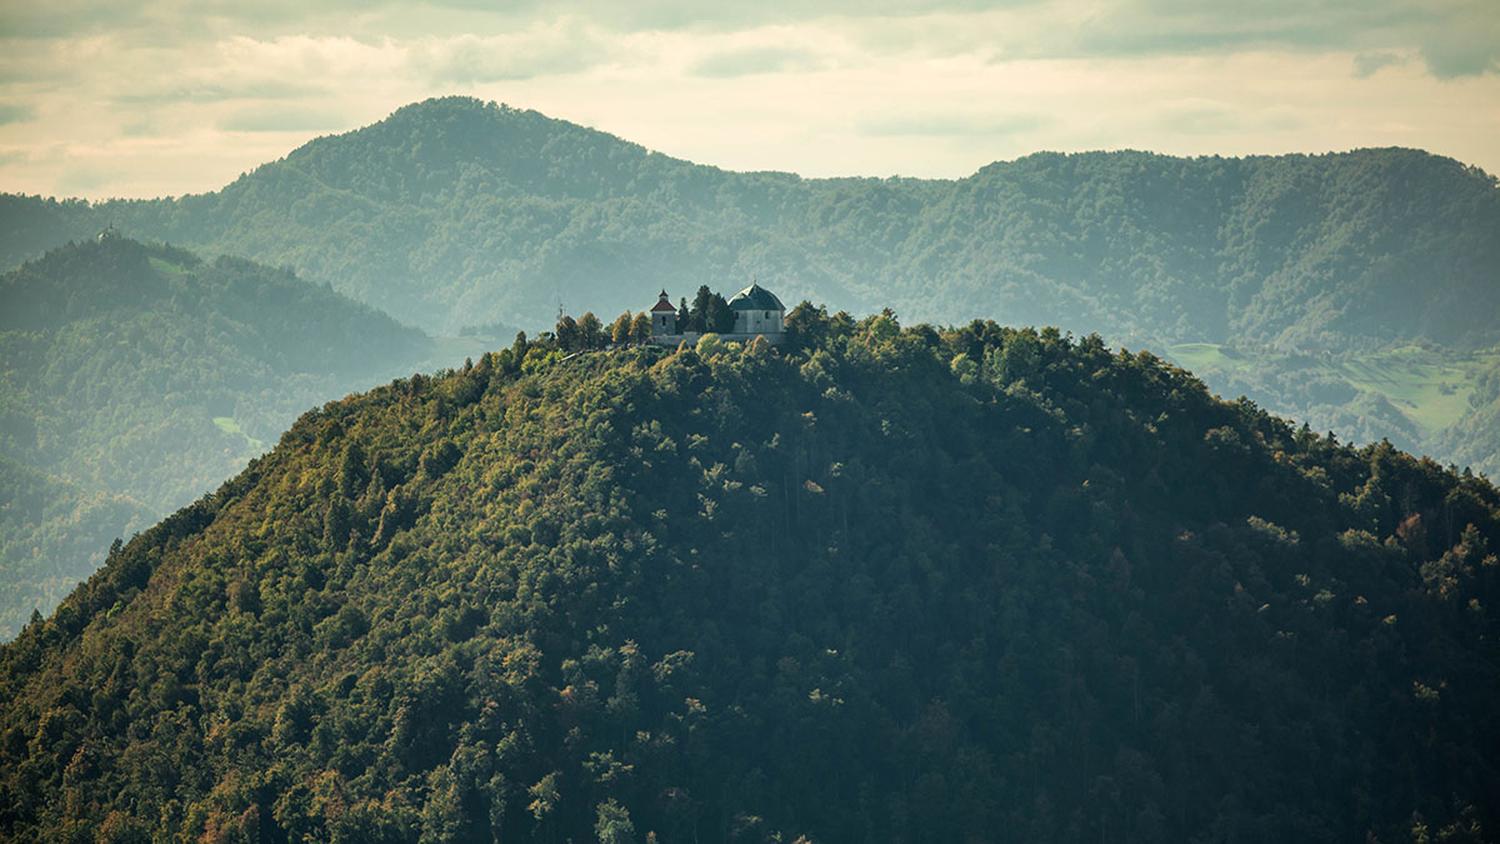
[{"x1": 4, "y1": 97, "x2": 1494, "y2": 342}]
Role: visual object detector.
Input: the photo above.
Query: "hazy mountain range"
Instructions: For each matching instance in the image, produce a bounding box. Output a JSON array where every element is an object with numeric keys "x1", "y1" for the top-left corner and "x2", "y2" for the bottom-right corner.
[
  {"x1": 4, "y1": 97, "x2": 1498, "y2": 470},
  {"x1": 6, "y1": 98, "x2": 1499, "y2": 346}
]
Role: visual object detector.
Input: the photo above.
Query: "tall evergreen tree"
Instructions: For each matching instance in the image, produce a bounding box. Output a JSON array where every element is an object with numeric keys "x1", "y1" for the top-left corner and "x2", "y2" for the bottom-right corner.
[
  {"x1": 555, "y1": 315, "x2": 580, "y2": 352},
  {"x1": 690, "y1": 285, "x2": 715, "y2": 333}
]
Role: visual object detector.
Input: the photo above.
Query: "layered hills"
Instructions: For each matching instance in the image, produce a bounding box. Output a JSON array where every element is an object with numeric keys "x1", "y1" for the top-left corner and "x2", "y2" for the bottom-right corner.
[
  {"x1": 3, "y1": 96, "x2": 1497, "y2": 474},
  {"x1": 5, "y1": 98, "x2": 1498, "y2": 350},
  {"x1": 0, "y1": 236, "x2": 440, "y2": 635},
  {"x1": 2, "y1": 314, "x2": 1496, "y2": 841}
]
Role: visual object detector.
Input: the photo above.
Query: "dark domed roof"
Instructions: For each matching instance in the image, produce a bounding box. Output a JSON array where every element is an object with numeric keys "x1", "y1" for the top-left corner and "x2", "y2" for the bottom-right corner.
[{"x1": 727, "y1": 283, "x2": 784, "y2": 311}]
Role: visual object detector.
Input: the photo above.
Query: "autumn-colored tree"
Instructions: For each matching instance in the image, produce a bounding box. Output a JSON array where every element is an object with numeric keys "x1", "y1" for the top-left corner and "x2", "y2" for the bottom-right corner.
[
  {"x1": 578, "y1": 312, "x2": 604, "y2": 350},
  {"x1": 610, "y1": 312, "x2": 633, "y2": 345},
  {"x1": 555, "y1": 315, "x2": 580, "y2": 351},
  {"x1": 630, "y1": 312, "x2": 652, "y2": 345}
]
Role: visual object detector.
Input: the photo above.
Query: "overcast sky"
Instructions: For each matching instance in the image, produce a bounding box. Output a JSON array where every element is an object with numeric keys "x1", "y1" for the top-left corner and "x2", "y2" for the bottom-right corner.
[{"x1": 1, "y1": 0, "x2": 1497, "y2": 199}]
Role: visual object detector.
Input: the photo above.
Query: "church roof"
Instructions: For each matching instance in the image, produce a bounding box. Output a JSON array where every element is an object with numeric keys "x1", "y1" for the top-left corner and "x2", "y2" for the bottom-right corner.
[
  {"x1": 651, "y1": 290, "x2": 677, "y2": 312},
  {"x1": 728, "y1": 283, "x2": 784, "y2": 311}
]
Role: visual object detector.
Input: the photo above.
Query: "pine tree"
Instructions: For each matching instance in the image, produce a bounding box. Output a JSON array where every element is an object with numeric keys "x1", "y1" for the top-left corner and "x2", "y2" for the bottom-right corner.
[
  {"x1": 690, "y1": 285, "x2": 715, "y2": 332},
  {"x1": 337, "y1": 441, "x2": 367, "y2": 499}
]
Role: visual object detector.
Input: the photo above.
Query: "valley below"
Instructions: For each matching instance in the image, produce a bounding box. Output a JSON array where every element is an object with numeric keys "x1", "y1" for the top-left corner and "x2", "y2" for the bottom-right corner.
[{"x1": 1165, "y1": 340, "x2": 1500, "y2": 472}]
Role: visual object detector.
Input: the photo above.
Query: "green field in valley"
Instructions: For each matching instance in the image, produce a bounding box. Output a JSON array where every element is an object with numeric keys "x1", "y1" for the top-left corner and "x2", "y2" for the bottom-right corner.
[
  {"x1": 1167, "y1": 342, "x2": 1500, "y2": 437},
  {"x1": 212, "y1": 416, "x2": 265, "y2": 452},
  {"x1": 1334, "y1": 345, "x2": 1497, "y2": 434},
  {"x1": 1166, "y1": 342, "x2": 1259, "y2": 377}
]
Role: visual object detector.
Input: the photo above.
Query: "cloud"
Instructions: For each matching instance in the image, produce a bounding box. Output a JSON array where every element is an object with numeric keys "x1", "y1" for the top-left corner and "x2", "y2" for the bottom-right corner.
[
  {"x1": 362, "y1": 0, "x2": 1031, "y2": 35},
  {"x1": 2, "y1": 0, "x2": 1499, "y2": 198},
  {"x1": 0, "y1": 1, "x2": 150, "y2": 39},
  {"x1": 4, "y1": 0, "x2": 1498, "y2": 79},
  {"x1": 1420, "y1": 28, "x2": 1500, "y2": 78},
  {"x1": 1354, "y1": 51, "x2": 1405, "y2": 78},
  {"x1": 408, "y1": 23, "x2": 615, "y2": 84},
  {"x1": 113, "y1": 80, "x2": 326, "y2": 106},
  {"x1": 119, "y1": 119, "x2": 157, "y2": 137},
  {"x1": 1154, "y1": 100, "x2": 1305, "y2": 136},
  {"x1": 690, "y1": 47, "x2": 828, "y2": 78},
  {"x1": 1155, "y1": 104, "x2": 1242, "y2": 135},
  {"x1": 0, "y1": 104, "x2": 36, "y2": 125},
  {"x1": 1058, "y1": 0, "x2": 1499, "y2": 80},
  {"x1": 859, "y1": 112, "x2": 1046, "y2": 137},
  {"x1": 55, "y1": 167, "x2": 112, "y2": 193},
  {"x1": 218, "y1": 106, "x2": 349, "y2": 133}
]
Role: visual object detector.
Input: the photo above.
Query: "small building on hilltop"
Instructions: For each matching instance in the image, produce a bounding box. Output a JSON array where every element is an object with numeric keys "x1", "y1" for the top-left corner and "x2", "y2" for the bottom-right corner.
[
  {"x1": 727, "y1": 283, "x2": 785, "y2": 336},
  {"x1": 647, "y1": 282, "x2": 786, "y2": 346},
  {"x1": 650, "y1": 289, "x2": 678, "y2": 335}
]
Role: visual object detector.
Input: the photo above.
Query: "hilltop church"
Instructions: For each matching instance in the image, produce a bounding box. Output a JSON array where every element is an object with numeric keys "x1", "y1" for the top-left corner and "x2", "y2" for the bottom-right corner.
[{"x1": 648, "y1": 283, "x2": 786, "y2": 345}]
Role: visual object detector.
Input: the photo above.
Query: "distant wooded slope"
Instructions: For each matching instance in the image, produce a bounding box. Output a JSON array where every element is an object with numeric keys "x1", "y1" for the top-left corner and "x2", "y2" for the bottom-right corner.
[
  {"x1": 0, "y1": 236, "x2": 435, "y2": 635},
  {"x1": 3, "y1": 97, "x2": 1496, "y2": 352}
]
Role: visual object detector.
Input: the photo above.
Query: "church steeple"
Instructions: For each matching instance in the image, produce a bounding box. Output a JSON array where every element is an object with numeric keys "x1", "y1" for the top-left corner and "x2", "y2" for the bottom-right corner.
[{"x1": 649, "y1": 288, "x2": 679, "y2": 336}]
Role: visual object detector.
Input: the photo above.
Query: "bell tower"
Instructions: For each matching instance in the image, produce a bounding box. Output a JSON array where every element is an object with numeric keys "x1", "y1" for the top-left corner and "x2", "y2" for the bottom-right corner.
[{"x1": 650, "y1": 289, "x2": 678, "y2": 336}]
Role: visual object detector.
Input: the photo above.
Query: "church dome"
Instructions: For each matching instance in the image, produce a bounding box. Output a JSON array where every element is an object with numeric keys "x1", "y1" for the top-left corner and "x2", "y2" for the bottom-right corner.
[{"x1": 727, "y1": 283, "x2": 784, "y2": 311}]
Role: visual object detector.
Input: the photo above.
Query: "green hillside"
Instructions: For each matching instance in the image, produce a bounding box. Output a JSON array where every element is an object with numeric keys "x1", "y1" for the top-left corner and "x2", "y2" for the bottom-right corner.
[
  {"x1": 0, "y1": 236, "x2": 442, "y2": 636},
  {"x1": 2, "y1": 312, "x2": 1496, "y2": 841},
  {"x1": 1439, "y1": 358, "x2": 1500, "y2": 477},
  {"x1": 4, "y1": 96, "x2": 1497, "y2": 474}
]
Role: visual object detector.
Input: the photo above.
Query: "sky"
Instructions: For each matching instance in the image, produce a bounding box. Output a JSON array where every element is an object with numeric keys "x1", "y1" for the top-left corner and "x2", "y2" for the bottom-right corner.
[{"x1": 0, "y1": 0, "x2": 1497, "y2": 199}]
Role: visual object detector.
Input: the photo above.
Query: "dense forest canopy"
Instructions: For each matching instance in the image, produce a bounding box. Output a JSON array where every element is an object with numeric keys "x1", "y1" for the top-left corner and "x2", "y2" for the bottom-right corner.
[
  {"x1": 2, "y1": 310, "x2": 1497, "y2": 841},
  {"x1": 0, "y1": 236, "x2": 442, "y2": 636},
  {"x1": 3, "y1": 96, "x2": 1497, "y2": 474}
]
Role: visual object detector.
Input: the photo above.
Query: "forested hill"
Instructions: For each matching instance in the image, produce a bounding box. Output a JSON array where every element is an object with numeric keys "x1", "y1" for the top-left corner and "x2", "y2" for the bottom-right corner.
[
  {"x1": 3, "y1": 97, "x2": 1496, "y2": 352},
  {"x1": 3, "y1": 313, "x2": 1497, "y2": 841},
  {"x1": 0, "y1": 236, "x2": 435, "y2": 636}
]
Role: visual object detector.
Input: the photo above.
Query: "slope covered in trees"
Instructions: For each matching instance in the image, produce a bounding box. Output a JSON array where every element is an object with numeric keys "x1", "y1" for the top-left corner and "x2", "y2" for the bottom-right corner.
[
  {"x1": 2, "y1": 311, "x2": 1496, "y2": 842},
  {"x1": 4, "y1": 96, "x2": 1497, "y2": 472},
  {"x1": 1440, "y1": 358, "x2": 1500, "y2": 478},
  {"x1": 0, "y1": 236, "x2": 438, "y2": 635}
]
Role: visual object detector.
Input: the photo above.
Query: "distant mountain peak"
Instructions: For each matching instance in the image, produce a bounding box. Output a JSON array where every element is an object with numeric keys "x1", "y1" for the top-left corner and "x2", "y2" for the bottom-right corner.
[{"x1": 288, "y1": 95, "x2": 651, "y2": 165}]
